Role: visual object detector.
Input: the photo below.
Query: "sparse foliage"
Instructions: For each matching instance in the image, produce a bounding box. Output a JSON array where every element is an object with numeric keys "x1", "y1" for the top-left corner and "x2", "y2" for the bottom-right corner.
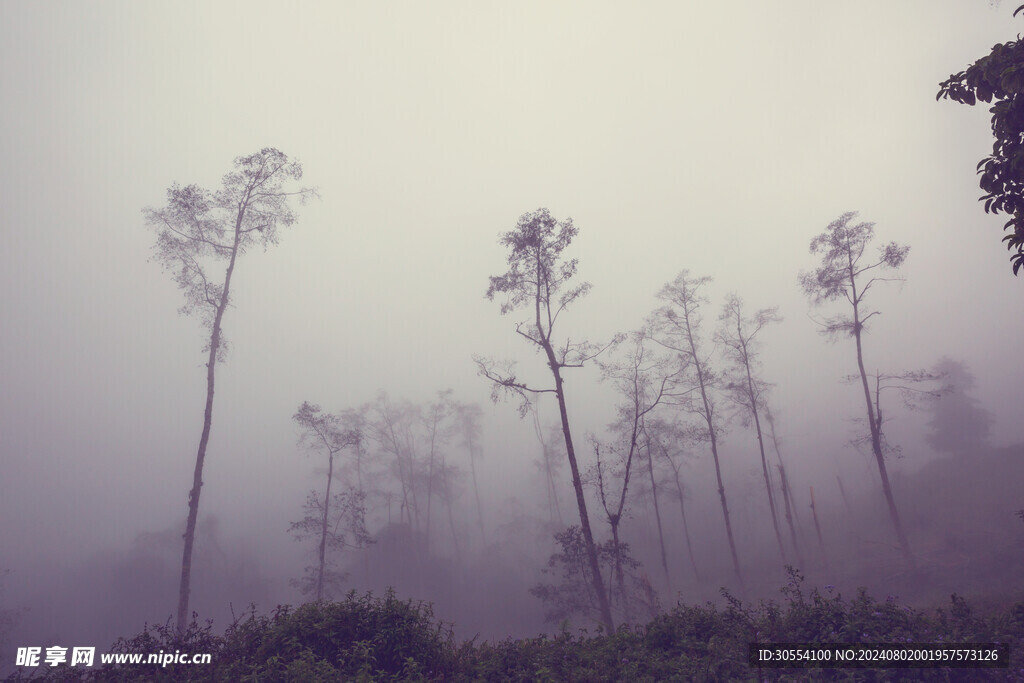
[
  {"x1": 530, "y1": 526, "x2": 656, "y2": 626},
  {"x1": 289, "y1": 489, "x2": 372, "y2": 600},
  {"x1": 649, "y1": 270, "x2": 743, "y2": 583},
  {"x1": 292, "y1": 401, "x2": 366, "y2": 600},
  {"x1": 715, "y1": 293, "x2": 787, "y2": 565},
  {"x1": 477, "y1": 208, "x2": 616, "y2": 629},
  {"x1": 642, "y1": 418, "x2": 703, "y2": 582},
  {"x1": 360, "y1": 392, "x2": 469, "y2": 557},
  {"x1": 800, "y1": 211, "x2": 915, "y2": 569},
  {"x1": 590, "y1": 332, "x2": 676, "y2": 620},
  {"x1": 144, "y1": 148, "x2": 315, "y2": 633}
]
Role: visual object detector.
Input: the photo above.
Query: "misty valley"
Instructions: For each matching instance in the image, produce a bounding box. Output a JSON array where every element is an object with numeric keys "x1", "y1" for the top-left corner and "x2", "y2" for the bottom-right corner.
[
  {"x1": 5, "y1": 167, "x2": 1024, "y2": 681},
  {"x1": 6, "y1": 2, "x2": 1024, "y2": 681}
]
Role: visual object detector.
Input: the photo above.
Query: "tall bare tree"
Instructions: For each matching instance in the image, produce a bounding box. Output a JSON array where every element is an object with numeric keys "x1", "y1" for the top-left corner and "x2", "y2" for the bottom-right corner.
[
  {"x1": 799, "y1": 211, "x2": 914, "y2": 568},
  {"x1": 592, "y1": 333, "x2": 676, "y2": 621},
  {"x1": 649, "y1": 271, "x2": 743, "y2": 583},
  {"x1": 365, "y1": 393, "x2": 423, "y2": 532},
  {"x1": 475, "y1": 208, "x2": 618, "y2": 629},
  {"x1": 636, "y1": 423, "x2": 671, "y2": 586},
  {"x1": 644, "y1": 418, "x2": 701, "y2": 582},
  {"x1": 145, "y1": 148, "x2": 315, "y2": 633},
  {"x1": 715, "y1": 294, "x2": 786, "y2": 564}
]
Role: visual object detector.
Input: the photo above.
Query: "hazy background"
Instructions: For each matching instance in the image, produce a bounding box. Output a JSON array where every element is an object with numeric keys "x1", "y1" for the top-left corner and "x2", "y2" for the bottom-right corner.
[{"x1": 2, "y1": 0, "x2": 1023, "y2": 664}]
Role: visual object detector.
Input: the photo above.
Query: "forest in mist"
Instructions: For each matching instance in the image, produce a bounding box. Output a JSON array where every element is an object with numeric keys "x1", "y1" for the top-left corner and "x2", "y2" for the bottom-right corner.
[{"x1": 3, "y1": 1, "x2": 1024, "y2": 679}]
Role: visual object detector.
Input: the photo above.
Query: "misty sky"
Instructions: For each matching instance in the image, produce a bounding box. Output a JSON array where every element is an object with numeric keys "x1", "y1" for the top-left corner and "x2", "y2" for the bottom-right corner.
[{"x1": 2, "y1": 0, "x2": 1024, "y2": 636}]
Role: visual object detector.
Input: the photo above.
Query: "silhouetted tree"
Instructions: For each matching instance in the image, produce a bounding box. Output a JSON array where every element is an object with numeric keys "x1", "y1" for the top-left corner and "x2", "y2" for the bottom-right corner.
[
  {"x1": 644, "y1": 418, "x2": 702, "y2": 582},
  {"x1": 938, "y1": 5, "x2": 1024, "y2": 275},
  {"x1": 635, "y1": 433, "x2": 671, "y2": 587},
  {"x1": 799, "y1": 211, "x2": 914, "y2": 569},
  {"x1": 365, "y1": 394, "x2": 424, "y2": 532},
  {"x1": 144, "y1": 148, "x2": 315, "y2": 632},
  {"x1": 531, "y1": 403, "x2": 567, "y2": 526},
  {"x1": 454, "y1": 402, "x2": 487, "y2": 547},
  {"x1": 633, "y1": 422, "x2": 674, "y2": 586},
  {"x1": 925, "y1": 358, "x2": 992, "y2": 456},
  {"x1": 292, "y1": 402, "x2": 364, "y2": 600},
  {"x1": 764, "y1": 407, "x2": 804, "y2": 567},
  {"x1": 432, "y1": 458, "x2": 464, "y2": 567},
  {"x1": 289, "y1": 487, "x2": 372, "y2": 600},
  {"x1": 649, "y1": 270, "x2": 743, "y2": 583},
  {"x1": 716, "y1": 293, "x2": 786, "y2": 564},
  {"x1": 423, "y1": 390, "x2": 457, "y2": 550},
  {"x1": 530, "y1": 526, "x2": 655, "y2": 625},
  {"x1": 591, "y1": 332, "x2": 675, "y2": 621},
  {"x1": 475, "y1": 208, "x2": 618, "y2": 629}
]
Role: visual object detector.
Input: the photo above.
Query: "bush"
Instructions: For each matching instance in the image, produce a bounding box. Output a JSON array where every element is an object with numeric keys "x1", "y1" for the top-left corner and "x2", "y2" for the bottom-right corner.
[{"x1": 16, "y1": 579, "x2": 1024, "y2": 681}]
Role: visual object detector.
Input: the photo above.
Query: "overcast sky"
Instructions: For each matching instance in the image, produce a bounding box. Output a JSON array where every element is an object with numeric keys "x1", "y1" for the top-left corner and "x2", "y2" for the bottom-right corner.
[{"x1": 2, "y1": 0, "x2": 1024, "y2": 628}]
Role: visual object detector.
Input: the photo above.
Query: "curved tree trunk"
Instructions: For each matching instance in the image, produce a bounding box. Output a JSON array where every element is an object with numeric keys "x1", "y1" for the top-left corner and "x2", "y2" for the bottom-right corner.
[
  {"x1": 686, "y1": 329, "x2": 742, "y2": 584},
  {"x1": 766, "y1": 410, "x2": 803, "y2": 567},
  {"x1": 546, "y1": 354, "x2": 614, "y2": 630},
  {"x1": 176, "y1": 219, "x2": 242, "y2": 635},
  {"x1": 745, "y1": 378, "x2": 786, "y2": 565},
  {"x1": 853, "y1": 324, "x2": 915, "y2": 569}
]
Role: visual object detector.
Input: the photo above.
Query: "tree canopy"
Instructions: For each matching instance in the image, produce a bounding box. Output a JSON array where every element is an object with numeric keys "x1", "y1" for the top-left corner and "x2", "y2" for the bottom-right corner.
[{"x1": 937, "y1": 5, "x2": 1024, "y2": 275}]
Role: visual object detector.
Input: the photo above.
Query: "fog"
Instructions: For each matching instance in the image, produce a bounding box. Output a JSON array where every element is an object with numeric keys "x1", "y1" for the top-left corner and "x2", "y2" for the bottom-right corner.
[{"x1": 2, "y1": 0, "x2": 1024, "y2": 669}]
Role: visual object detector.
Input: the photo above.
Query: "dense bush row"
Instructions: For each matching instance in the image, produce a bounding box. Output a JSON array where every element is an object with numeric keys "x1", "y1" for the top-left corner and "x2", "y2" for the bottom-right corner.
[{"x1": 16, "y1": 575, "x2": 1024, "y2": 681}]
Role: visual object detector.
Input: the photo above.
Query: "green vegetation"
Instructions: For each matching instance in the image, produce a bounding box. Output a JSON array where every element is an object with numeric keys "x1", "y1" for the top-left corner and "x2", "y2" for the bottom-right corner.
[
  {"x1": 18, "y1": 574, "x2": 1024, "y2": 682},
  {"x1": 938, "y1": 4, "x2": 1024, "y2": 275}
]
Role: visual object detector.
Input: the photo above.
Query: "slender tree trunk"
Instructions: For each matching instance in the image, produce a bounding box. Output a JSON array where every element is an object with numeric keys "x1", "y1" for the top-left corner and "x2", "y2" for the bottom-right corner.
[
  {"x1": 534, "y1": 409, "x2": 564, "y2": 526},
  {"x1": 446, "y1": 494, "x2": 461, "y2": 566},
  {"x1": 467, "y1": 446, "x2": 486, "y2": 547},
  {"x1": 851, "y1": 299, "x2": 915, "y2": 569},
  {"x1": 545, "y1": 350, "x2": 614, "y2": 630},
  {"x1": 689, "y1": 351, "x2": 742, "y2": 584},
  {"x1": 355, "y1": 442, "x2": 370, "y2": 584},
  {"x1": 176, "y1": 214, "x2": 243, "y2": 635},
  {"x1": 669, "y1": 464, "x2": 701, "y2": 582},
  {"x1": 425, "y1": 429, "x2": 436, "y2": 551},
  {"x1": 743, "y1": 367, "x2": 786, "y2": 564},
  {"x1": 671, "y1": 293, "x2": 742, "y2": 585},
  {"x1": 525, "y1": 240, "x2": 613, "y2": 629},
  {"x1": 317, "y1": 450, "x2": 334, "y2": 601},
  {"x1": 644, "y1": 436, "x2": 670, "y2": 586},
  {"x1": 777, "y1": 463, "x2": 803, "y2": 567},
  {"x1": 809, "y1": 486, "x2": 829, "y2": 569},
  {"x1": 836, "y1": 475, "x2": 853, "y2": 515},
  {"x1": 545, "y1": 446, "x2": 564, "y2": 526},
  {"x1": 766, "y1": 410, "x2": 803, "y2": 566},
  {"x1": 402, "y1": 428, "x2": 421, "y2": 537},
  {"x1": 547, "y1": 461, "x2": 562, "y2": 525},
  {"x1": 610, "y1": 522, "x2": 631, "y2": 623}
]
